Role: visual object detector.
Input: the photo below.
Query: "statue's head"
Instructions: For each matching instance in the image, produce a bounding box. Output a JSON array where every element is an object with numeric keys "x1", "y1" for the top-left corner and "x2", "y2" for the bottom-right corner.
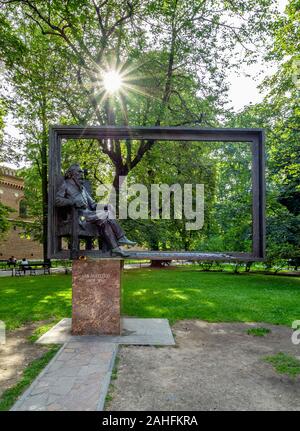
[{"x1": 64, "y1": 164, "x2": 84, "y2": 183}]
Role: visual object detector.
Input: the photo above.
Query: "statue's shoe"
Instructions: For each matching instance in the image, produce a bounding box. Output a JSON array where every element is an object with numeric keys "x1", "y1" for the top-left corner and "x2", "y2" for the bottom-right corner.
[
  {"x1": 118, "y1": 236, "x2": 137, "y2": 247},
  {"x1": 85, "y1": 214, "x2": 103, "y2": 222},
  {"x1": 111, "y1": 247, "x2": 130, "y2": 258},
  {"x1": 78, "y1": 217, "x2": 87, "y2": 230}
]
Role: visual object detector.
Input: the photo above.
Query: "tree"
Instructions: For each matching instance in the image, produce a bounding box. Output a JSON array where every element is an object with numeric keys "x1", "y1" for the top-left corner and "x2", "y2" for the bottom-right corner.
[
  {"x1": 122, "y1": 140, "x2": 216, "y2": 251},
  {"x1": 265, "y1": 0, "x2": 300, "y2": 217},
  {"x1": 0, "y1": 0, "x2": 279, "y2": 257},
  {"x1": 0, "y1": 0, "x2": 277, "y2": 184},
  {"x1": 0, "y1": 99, "x2": 13, "y2": 236},
  {"x1": 225, "y1": 0, "x2": 300, "y2": 266},
  {"x1": 0, "y1": 19, "x2": 68, "y2": 259},
  {"x1": 0, "y1": 98, "x2": 5, "y2": 159}
]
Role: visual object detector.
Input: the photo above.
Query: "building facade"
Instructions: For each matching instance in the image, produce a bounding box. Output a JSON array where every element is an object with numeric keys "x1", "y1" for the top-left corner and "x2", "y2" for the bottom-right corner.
[{"x1": 0, "y1": 167, "x2": 43, "y2": 260}]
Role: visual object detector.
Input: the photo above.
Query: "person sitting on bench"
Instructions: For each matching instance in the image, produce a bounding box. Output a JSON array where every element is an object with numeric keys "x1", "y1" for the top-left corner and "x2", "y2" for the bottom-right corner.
[
  {"x1": 7, "y1": 256, "x2": 17, "y2": 268},
  {"x1": 20, "y1": 258, "x2": 29, "y2": 274}
]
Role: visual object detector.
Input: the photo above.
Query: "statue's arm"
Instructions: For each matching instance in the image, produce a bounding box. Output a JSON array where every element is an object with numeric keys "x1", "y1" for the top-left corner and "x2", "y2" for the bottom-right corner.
[
  {"x1": 55, "y1": 183, "x2": 73, "y2": 207},
  {"x1": 84, "y1": 188, "x2": 115, "y2": 214},
  {"x1": 88, "y1": 195, "x2": 115, "y2": 214},
  {"x1": 86, "y1": 192, "x2": 97, "y2": 211}
]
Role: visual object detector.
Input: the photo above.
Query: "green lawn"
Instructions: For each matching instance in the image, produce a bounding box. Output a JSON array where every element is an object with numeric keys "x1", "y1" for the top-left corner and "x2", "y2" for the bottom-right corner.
[
  {"x1": 122, "y1": 269, "x2": 300, "y2": 326},
  {"x1": 0, "y1": 346, "x2": 60, "y2": 411},
  {"x1": 0, "y1": 275, "x2": 72, "y2": 330},
  {"x1": 0, "y1": 269, "x2": 299, "y2": 330},
  {"x1": 263, "y1": 352, "x2": 300, "y2": 379}
]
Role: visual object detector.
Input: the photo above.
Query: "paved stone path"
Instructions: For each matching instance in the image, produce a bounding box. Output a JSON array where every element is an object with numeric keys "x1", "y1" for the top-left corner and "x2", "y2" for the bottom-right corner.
[
  {"x1": 11, "y1": 339, "x2": 117, "y2": 411},
  {"x1": 11, "y1": 318, "x2": 175, "y2": 411}
]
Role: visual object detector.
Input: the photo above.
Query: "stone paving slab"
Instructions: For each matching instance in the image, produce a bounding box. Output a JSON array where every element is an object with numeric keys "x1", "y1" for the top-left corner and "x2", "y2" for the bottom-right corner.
[
  {"x1": 37, "y1": 318, "x2": 175, "y2": 346},
  {"x1": 11, "y1": 318, "x2": 174, "y2": 411},
  {"x1": 11, "y1": 340, "x2": 118, "y2": 411}
]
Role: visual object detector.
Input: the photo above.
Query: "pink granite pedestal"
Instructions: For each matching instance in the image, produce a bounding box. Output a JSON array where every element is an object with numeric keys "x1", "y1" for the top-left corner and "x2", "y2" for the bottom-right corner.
[{"x1": 72, "y1": 259, "x2": 121, "y2": 335}]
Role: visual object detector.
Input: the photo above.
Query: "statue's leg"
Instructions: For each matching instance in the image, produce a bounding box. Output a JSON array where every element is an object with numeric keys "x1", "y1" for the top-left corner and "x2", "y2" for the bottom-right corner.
[
  {"x1": 99, "y1": 222, "x2": 119, "y2": 249},
  {"x1": 100, "y1": 238, "x2": 111, "y2": 253},
  {"x1": 107, "y1": 219, "x2": 125, "y2": 241},
  {"x1": 107, "y1": 219, "x2": 137, "y2": 247},
  {"x1": 85, "y1": 238, "x2": 93, "y2": 250},
  {"x1": 93, "y1": 220, "x2": 130, "y2": 257}
]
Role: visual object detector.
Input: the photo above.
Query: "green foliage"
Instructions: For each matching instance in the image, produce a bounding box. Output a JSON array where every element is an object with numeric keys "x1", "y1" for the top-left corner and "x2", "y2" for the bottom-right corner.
[
  {"x1": 0, "y1": 0, "x2": 279, "y2": 247},
  {"x1": 0, "y1": 98, "x2": 6, "y2": 152},
  {"x1": 198, "y1": 142, "x2": 252, "y2": 253},
  {"x1": 264, "y1": 352, "x2": 300, "y2": 379},
  {"x1": 0, "y1": 0, "x2": 295, "y2": 260},
  {"x1": 105, "y1": 354, "x2": 120, "y2": 409},
  {"x1": 123, "y1": 140, "x2": 217, "y2": 250},
  {"x1": 0, "y1": 345, "x2": 60, "y2": 411},
  {"x1": 0, "y1": 13, "x2": 27, "y2": 67},
  {"x1": 0, "y1": 202, "x2": 13, "y2": 237},
  {"x1": 122, "y1": 139, "x2": 253, "y2": 253},
  {"x1": 262, "y1": 0, "x2": 300, "y2": 261},
  {"x1": 220, "y1": 1, "x2": 300, "y2": 266},
  {"x1": 247, "y1": 327, "x2": 271, "y2": 337}
]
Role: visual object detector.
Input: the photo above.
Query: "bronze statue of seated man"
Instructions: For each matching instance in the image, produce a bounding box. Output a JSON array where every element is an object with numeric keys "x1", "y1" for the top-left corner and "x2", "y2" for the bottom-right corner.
[{"x1": 55, "y1": 164, "x2": 136, "y2": 257}]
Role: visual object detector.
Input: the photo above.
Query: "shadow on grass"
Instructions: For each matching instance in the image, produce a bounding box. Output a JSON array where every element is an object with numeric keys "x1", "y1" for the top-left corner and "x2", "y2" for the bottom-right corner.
[
  {"x1": 0, "y1": 275, "x2": 72, "y2": 330},
  {"x1": 1, "y1": 270, "x2": 300, "y2": 330},
  {"x1": 122, "y1": 269, "x2": 300, "y2": 326}
]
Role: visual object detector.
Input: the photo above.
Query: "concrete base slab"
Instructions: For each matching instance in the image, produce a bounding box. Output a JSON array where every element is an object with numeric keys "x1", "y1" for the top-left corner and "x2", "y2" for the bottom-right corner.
[{"x1": 36, "y1": 318, "x2": 175, "y2": 346}]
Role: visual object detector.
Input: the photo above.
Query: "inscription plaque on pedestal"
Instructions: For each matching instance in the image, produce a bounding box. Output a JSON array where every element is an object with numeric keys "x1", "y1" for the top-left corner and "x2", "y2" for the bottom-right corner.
[{"x1": 72, "y1": 259, "x2": 121, "y2": 335}]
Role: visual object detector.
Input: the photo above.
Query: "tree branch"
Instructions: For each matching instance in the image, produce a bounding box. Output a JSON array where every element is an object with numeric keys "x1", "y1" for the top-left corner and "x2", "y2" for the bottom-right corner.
[
  {"x1": 131, "y1": 140, "x2": 155, "y2": 170},
  {"x1": 106, "y1": 1, "x2": 135, "y2": 38}
]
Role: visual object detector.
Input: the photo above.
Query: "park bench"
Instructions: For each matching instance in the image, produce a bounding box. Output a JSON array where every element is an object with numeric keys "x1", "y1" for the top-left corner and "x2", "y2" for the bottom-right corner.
[
  {"x1": 15, "y1": 265, "x2": 36, "y2": 276},
  {"x1": 0, "y1": 259, "x2": 9, "y2": 270},
  {"x1": 0, "y1": 259, "x2": 18, "y2": 275},
  {"x1": 14, "y1": 262, "x2": 51, "y2": 276}
]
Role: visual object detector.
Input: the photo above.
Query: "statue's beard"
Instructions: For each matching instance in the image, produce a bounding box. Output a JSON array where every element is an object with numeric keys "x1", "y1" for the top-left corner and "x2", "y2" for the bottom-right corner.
[{"x1": 72, "y1": 175, "x2": 83, "y2": 190}]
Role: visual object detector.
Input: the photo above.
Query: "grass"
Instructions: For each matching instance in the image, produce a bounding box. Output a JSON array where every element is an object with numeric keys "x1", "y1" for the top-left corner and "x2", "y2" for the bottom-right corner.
[
  {"x1": 28, "y1": 321, "x2": 58, "y2": 343},
  {"x1": 104, "y1": 355, "x2": 120, "y2": 409},
  {"x1": 122, "y1": 269, "x2": 300, "y2": 326},
  {"x1": 0, "y1": 274, "x2": 72, "y2": 330},
  {"x1": 247, "y1": 327, "x2": 271, "y2": 337},
  {"x1": 111, "y1": 356, "x2": 120, "y2": 381},
  {"x1": 0, "y1": 345, "x2": 60, "y2": 411},
  {"x1": 0, "y1": 269, "x2": 300, "y2": 330},
  {"x1": 263, "y1": 352, "x2": 300, "y2": 379},
  {"x1": 0, "y1": 269, "x2": 299, "y2": 410}
]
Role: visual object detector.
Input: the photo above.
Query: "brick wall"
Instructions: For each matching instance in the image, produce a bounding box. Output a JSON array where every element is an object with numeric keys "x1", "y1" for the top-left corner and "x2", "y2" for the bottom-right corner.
[
  {"x1": 0, "y1": 179, "x2": 24, "y2": 217},
  {"x1": 0, "y1": 167, "x2": 43, "y2": 260},
  {"x1": 0, "y1": 225, "x2": 43, "y2": 260}
]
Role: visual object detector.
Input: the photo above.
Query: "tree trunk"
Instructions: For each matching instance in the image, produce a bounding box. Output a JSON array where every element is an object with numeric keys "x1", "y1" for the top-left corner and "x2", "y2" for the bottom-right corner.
[
  {"x1": 112, "y1": 162, "x2": 128, "y2": 217},
  {"x1": 41, "y1": 102, "x2": 49, "y2": 263}
]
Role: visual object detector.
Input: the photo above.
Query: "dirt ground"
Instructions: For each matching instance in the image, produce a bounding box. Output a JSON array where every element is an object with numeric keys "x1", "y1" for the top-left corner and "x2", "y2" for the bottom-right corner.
[
  {"x1": 0, "y1": 322, "x2": 51, "y2": 397},
  {"x1": 106, "y1": 320, "x2": 300, "y2": 411}
]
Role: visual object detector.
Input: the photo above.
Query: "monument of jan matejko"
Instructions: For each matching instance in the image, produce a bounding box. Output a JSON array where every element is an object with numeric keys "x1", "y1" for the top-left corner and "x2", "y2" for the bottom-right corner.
[
  {"x1": 54, "y1": 163, "x2": 137, "y2": 336},
  {"x1": 48, "y1": 126, "x2": 265, "y2": 337},
  {"x1": 55, "y1": 164, "x2": 136, "y2": 258}
]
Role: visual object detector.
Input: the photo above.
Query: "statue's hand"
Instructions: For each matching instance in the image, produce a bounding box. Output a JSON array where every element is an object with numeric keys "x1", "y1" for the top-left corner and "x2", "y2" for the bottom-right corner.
[
  {"x1": 73, "y1": 197, "x2": 87, "y2": 209},
  {"x1": 105, "y1": 203, "x2": 114, "y2": 212}
]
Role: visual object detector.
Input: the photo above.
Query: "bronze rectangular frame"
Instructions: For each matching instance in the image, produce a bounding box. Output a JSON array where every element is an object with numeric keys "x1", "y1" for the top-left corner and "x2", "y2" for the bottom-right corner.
[{"x1": 48, "y1": 126, "x2": 265, "y2": 261}]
